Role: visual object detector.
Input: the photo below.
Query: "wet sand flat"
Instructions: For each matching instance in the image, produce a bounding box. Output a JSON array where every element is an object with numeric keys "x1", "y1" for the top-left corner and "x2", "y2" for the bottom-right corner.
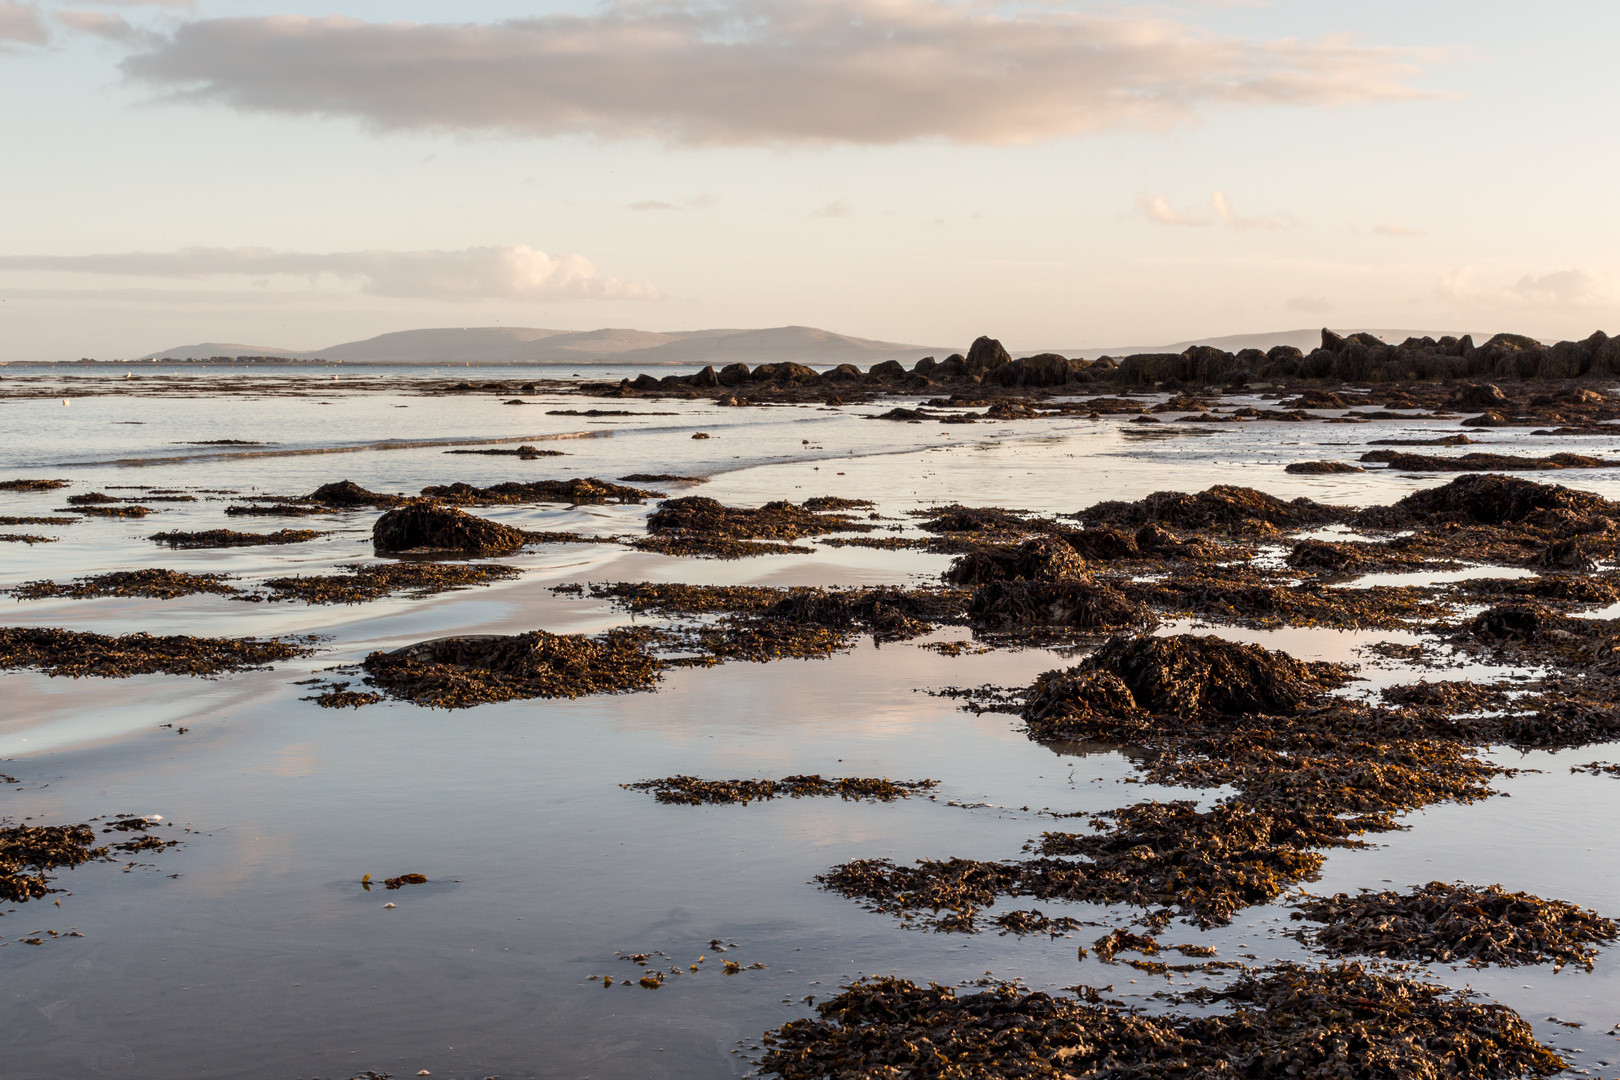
[{"x1": 4, "y1": 368, "x2": 1620, "y2": 1079}]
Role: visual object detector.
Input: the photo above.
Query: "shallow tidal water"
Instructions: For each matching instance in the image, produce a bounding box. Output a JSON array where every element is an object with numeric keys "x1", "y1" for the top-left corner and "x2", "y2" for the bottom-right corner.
[{"x1": 4, "y1": 369, "x2": 1620, "y2": 1079}]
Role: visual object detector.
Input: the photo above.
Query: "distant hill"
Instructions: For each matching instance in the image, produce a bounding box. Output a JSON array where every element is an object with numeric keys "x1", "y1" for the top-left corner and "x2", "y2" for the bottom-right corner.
[{"x1": 144, "y1": 325, "x2": 945, "y2": 366}]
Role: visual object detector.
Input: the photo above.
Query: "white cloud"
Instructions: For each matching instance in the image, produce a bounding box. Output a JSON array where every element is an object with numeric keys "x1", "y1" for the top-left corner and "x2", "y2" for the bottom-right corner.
[
  {"x1": 0, "y1": 245, "x2": 659, "y2": 301},
  {"x1": 117, "y1": 1, "x2": 1440, "y2": 146},
  {"x1": 1210, "y1": 190, "x2": 1289, "y2": 230},
  {"x1": 1372, "y1": 222, "x2": 1421, "y2": 237},
  {"x1": 810, "y1": 200, "x2": 853, "y2": 219},
  {"x1": 1134, "y1": 193, "x2": 1211, "y2": 227},
  {"x1": 0, "y1": 2, "x2": 48, "y2": 44},
  {"x1": 1436, "y1": 266, "x2": 1614, "y2": 309}
]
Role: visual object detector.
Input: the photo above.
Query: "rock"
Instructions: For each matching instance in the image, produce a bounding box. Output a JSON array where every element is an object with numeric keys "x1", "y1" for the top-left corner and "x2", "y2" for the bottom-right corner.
[
  {"x1": 308, "y1": 480, "x2": 406, "y2": 507},
  {"x1": 372, "y1": 503, "x2": 527, "y2": 555},
  {"x1": 964, "y1": 336, "x2": 1012, "y2": 374},
  {"x1": 717, "y1": 363, "x2": 751, "y2": 387},
  {"x1": 1447, "y1": 383, "x2": 1509, "y2": 409},
  {"x1": 1064, "y1": 633, "x2": 1338, "y2": 717},
  {"x1": 689, "y1": 365, "x2": 719, "y2": 388},
  {"x1": 866, "y1": 359, "x2": 907, "y2": 380},
  {"x1": 913, "y1": 357, "x2": 937, "y2": 376},
  {"x1": 823, "y1": 364, "x2": 863, "y2": 382}
]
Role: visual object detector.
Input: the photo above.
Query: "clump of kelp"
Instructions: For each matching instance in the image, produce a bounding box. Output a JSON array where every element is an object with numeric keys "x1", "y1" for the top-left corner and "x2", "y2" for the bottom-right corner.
[
  {"x1": 636, "y1": 495, "x2": 875, "y2": 558},
  {"x1": 361, "y1": 628, "x2": 662, "y2": 708},
  {"x1": 258, "y1": 562, "x2": 521, "y2": 604},
  {"x1": 1, "y1": 823, "x2": 104, "y2": 902},
  {"x1": 759, "y1": 964, "x2": 1566, "y2": 1080},
  {"x1": 1292, "y1": 882, "x2": 1618, "y2": 971},
  {"x1": 623, "y1": 775, "x2": 937, "y2": 805},
  {"x1": 0, "y1": 627, "x2": 309, "y2": 677},
  {"x1": 150, "y1": 528, "x2": 324, "y2": 548},
  {"x1": 9, "y1": 569, "x2": 239, "y2": 601}
]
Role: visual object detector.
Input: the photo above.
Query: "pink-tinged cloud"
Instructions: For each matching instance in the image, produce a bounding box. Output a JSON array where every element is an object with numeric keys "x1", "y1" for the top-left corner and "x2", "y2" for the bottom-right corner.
[
  {"x1": 0, "y1": 2, "x2": 48, "y2": 45},
  {"x1": 118, "y1": 1, "x2": 1441, "y2": 146},
  {"x1": 0, "y1": 245, "x2": 659, "y2": 301}
]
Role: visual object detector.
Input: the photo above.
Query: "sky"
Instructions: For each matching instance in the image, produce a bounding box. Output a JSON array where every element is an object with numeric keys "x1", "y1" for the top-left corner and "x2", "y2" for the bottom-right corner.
[{"x1": 1, "y1": 0, "x2": 1617, "y2": 360}]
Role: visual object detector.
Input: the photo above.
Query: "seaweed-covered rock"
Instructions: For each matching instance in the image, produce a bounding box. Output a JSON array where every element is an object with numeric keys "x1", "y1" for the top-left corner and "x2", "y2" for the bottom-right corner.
[
  {"x1": 1060, "y1": 526, "x2": 1139, "y2": 560},
  {"x1": 1285, "y1": 460, "x2": 1364, "y2": 474},
  {"x1": 1286, "y1": 539, "x2": 1364, "y2": 572},
  {"x1": 1356, "y1": 474, "x2": 1620, "y2": 527},
  {"x1": 420, "y1": 477, "x2": 658, "y2": 505},
  {"x1": 307, "y1": 480, "x2": 407, "y2": 507},
  {"x1": 969, "y1": 581, "x2": 1149, "y2": 631},
  {"x1": 363, "y1": 629, "x2": 661, "y2": 708},
  {"x1": 1082, "y1": 485, "x2": 1349, "y2": 531},
  {"x1": 1063, "y1": 634, "x2": 1339, "y2": 717},
  {"x1": 943, "y1": 537, "x2": 1087, "y2": 585},
  {"x1": 372, "y1": 503, "x2": 527, "y2": 555}
]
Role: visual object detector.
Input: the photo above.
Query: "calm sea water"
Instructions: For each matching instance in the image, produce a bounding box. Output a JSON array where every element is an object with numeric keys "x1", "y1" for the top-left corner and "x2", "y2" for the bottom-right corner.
[{"x1": 3, "y1": 371, "x2": 1620, "y2": 1079}]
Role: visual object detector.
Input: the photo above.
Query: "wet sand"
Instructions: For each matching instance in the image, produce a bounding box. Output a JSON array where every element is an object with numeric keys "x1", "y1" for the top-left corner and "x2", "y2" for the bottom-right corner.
[{"x1": 4, "y1": 371, "x2": 1620, "y2": 1079}]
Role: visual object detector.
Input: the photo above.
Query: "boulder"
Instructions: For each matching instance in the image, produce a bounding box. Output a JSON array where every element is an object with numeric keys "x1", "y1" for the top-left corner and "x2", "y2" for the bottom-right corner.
[
  {"x1": 964, "y1": 336, "x2": 1012, "y2": 374},
  {"x1": 373, "y1": 503, "x2": 527, "y2": 555}
]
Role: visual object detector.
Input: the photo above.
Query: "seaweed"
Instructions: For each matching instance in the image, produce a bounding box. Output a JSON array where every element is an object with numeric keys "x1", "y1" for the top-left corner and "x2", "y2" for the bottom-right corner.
[
  {"x1": 0, "y1": 479, "x2": 69, "y2": 491},
  {"x1": 647, "y1": 496, "x2": 872, "y2": 540},
  {"x1": 759, "y1": 965, "x2": 1565, "y2": 1080},
  {"x1": 943, "y1": 537, "x2": 1087, "y2": 585},
  {"x1": 1, "y1": 823, "x2": 105, "y2": 903},
  {"x1": 1285, "y1": 461, "x2": 1364, "y2": 474},
  {"x1": 372, "y1": 503, "x2": 528, "y2": 555},
  {"x1": 10, "y1": 569, "x2": 239, "y2": 600},
  {"x1": 259, "y1": 562, "x2": 521, "y2": 604},
  {"x1": 1081, "y1": 485, "x2": 1350, "y2": 532},
  {"x1": 0, "y1": 627, "x2": 309, "y2": 677},
  {"x1": 1372, "y1": 452, "x2": 1620, "y2": 473},
  {"x1": 0, "y1": 534, "x2": 55, "y2": 544},
  {"x1": 619, "y1": 473, "x2": 707, "y2": 483},
  {"x1": 622, "y1": 775, "x2": 937, "y2": 804},
  {"x1": 968, "y1": 581, "x2": 1153, "y2": 632},
  {"x1": 419, "y1": 477, "x2": 659, "y2": 505},
  {"x1": 1293, "y1": 882, "x2": 1617, "y2": 970},
  {"x1": 445, "y1": 445, "x2": 565, "y2": 457},
  {"x1": 307, "y1": 480, "x2": 410, "y2": 507},
  {"x1": 62, "y1": 504, "x2": 151, "y2": 518},
  {"x1": 362, "y1": 628, "x2": 662, "y2": 708},
  {"x1": 149, "y1": 528, "x2": 324, "y2": 548},
  {"x1": 1354, "y1": 474, "x2": 1620, "y2": 528}
]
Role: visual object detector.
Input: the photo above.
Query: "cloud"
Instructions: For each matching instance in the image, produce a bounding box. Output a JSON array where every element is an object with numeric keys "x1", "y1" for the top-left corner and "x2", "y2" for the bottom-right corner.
[
  {"x1": 1286, "y1": 295, "x2": 1333, "y2": 313},
  {"x1": 1210, "y1": 190, "x2": 1289, "y2": 230},
  {"x1": 1134, "y1": 193, "x2": 1211, "y2": 227},
  {"x1": 1372, "y1": 222, "x2": 1421, "y2": 237},
  {"x1": 0, "y1": 245, "x2": 658, "y2": 300},
  {"x1": 810, "y1": 200, "x2": 853, "y2": 218},
  {"x1": 1436, "y1": 266, "x2": 1613, "y2": 309},
  {"x1": 55, "y1": 10, "x2": 148, "y2": 44},
  {"x1": 0, "y1": 2, "x2": 48, "y2": 45},
  {"x1": 629, "y1": 193, "x2": 716, "y2": 211},
  {"x1": 117, "y1": 1, "x2": 1440, "y2": 146}
]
